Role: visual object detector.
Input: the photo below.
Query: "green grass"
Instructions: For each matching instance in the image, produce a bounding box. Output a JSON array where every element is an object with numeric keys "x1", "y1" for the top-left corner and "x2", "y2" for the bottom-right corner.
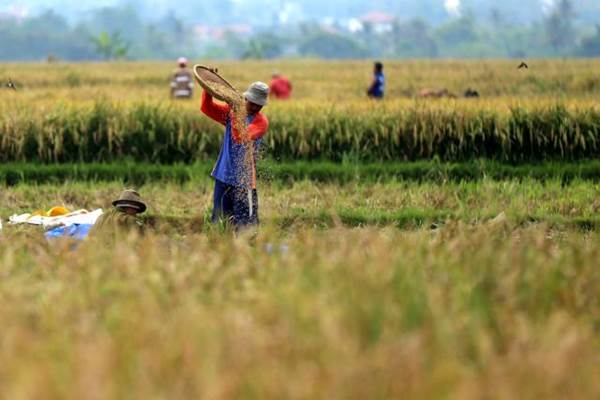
[
  {"x1": 4, "y1": 160, "x2": 600, "y2": 186},
  {"x1": 0, "y1": 162, "x2": 199, "y2": 185},
  {"x1": 2, "y1": 179, "x2": 598, "y2": 232},
  {"x1": 262, "y1": 160, "x2": 600, "y2": 184}
]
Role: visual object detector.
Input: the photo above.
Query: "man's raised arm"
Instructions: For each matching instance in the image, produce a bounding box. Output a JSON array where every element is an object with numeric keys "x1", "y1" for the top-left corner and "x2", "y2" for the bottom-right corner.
[{"x1": 201, "y1": 91, "x2": 230, "y2": 126}]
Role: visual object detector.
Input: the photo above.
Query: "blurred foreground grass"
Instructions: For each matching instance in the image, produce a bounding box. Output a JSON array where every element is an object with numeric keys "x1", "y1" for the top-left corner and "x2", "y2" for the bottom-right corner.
[
  {"x1": 0, "y1": 177, "x2": 598, "y2": 399},
  {"x1": 0, "y1": 225, "x2": 598, "y2": 399}
]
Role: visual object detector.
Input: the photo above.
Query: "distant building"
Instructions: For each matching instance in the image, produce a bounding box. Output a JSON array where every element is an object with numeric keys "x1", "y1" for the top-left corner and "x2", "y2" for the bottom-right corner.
[
  {"x1": 360, "y1": 11, "x2": 396, "y2": 34},
  {"x1": 193, "y1": 24, "x2": 253, "y2": 42}
]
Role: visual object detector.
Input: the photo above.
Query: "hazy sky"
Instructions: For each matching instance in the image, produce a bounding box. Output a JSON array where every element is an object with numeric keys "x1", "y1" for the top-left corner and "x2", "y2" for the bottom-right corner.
[
  {"x1": 4, "y1": 0, "x2": 476, "y2": 19},
  {"x1": 444, "y1": 0, "x2": 461, "y2": 16},
  {"x1": 1, "y1": 0, "x2": 597, "y2": 26}
]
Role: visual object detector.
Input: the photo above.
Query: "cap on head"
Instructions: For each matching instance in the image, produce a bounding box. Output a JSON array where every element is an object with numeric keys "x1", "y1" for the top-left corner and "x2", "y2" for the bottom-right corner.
[
  {"x1": 244, "y1": 81, "x2": 269, "y2": 107},
  {"x1": 178, "y1": 57, "x2": 188, "y2": 67},
  {"x1": 112, "y1": 189, "x2": 147, "y2": 213}
]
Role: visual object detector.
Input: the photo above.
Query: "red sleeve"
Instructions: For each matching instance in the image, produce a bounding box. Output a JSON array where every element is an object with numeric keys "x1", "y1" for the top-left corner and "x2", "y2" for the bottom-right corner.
[
  {"x1": 231, "y1": 113, "x2": 269, "y2": 144},
  {"x1": 201, "y1": 90, "x2": 230, "y2": 126}
]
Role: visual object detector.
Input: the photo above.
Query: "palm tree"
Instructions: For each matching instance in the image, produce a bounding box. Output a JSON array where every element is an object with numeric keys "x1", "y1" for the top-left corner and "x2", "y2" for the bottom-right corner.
[{"x1": 90, "y1": 31, "x2": 130, "y2": 60}]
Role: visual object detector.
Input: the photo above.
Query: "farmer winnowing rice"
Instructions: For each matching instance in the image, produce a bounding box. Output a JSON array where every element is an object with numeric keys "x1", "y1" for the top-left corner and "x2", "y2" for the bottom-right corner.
[{"x1": 200, "y1": 76, "x2": 269, "y2": 229}]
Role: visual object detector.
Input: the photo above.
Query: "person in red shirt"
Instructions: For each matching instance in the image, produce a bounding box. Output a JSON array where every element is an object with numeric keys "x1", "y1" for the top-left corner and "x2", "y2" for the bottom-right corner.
[
  {"x1": 200, "y1": 79, "x2": 270, "y2": 228},
  {"x1": 269, "y1": 72, "x2": 292, "y2": 100}
]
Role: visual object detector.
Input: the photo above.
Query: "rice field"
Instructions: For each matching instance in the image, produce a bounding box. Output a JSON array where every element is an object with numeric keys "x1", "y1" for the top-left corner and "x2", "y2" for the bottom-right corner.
[
  {"x1": 0, "y1": 60, "x2": 599, "y2": 163},
  {"x1": 0, "y1": 60, "x2": 599, "y2": 399},
  {"x1": 2, "y1": 59, "x2": 600, "y2": 100},
  {"x1": 1, "y1": 178, "x2": 599, "y2": 398},
  {"x1": 1, "y1": 179, "x2": 600, "y2": 228}
]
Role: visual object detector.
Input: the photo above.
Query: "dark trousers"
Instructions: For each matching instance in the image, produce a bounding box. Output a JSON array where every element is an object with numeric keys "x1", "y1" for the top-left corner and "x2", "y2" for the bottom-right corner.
[
  {"x1": 211, "y1": 180, "x2": 259, "y2": 227},
  {"x1": 367, "y1": 90, "x2": 384, "y2": 99}
]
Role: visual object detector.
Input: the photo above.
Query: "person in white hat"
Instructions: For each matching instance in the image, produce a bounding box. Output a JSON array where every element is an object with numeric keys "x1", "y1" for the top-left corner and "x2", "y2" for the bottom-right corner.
[
  {"x1": 170, "y1": 57, "x2": 194, "y2": 99},
  {"x1": 200, "y1": 76, "x2": 270, "y2": 228}
]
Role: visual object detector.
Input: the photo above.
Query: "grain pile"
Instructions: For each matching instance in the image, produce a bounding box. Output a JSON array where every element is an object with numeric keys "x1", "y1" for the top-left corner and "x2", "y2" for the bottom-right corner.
[{"x1": 210, "y1": 83, "x2": 243, "y2": 105}]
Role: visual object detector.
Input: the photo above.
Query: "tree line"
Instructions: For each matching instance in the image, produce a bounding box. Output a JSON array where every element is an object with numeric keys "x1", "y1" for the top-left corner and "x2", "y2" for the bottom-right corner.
[{"x1": 0, "y1": 0, "x2": 598, "y2": 61}]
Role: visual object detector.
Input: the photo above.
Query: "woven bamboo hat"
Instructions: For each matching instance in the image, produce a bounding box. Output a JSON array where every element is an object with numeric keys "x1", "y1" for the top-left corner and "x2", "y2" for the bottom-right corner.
[
  {"x1": 112, "y1": 189, "x2": 147, "y2": 213},
  {"x1": 193, "y1": 65, "x2": 242, "y2": 104}
]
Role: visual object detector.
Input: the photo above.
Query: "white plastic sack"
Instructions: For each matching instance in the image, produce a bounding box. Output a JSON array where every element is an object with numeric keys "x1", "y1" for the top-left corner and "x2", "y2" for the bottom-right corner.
[
  {"x1": 43, "y1": 209, "x2": 104, "y2": 228},
  {"x1": 8, "y1": 213, "x2": 37, "y2": 225},
  {"x1": 9, "y1": 209, "x2": 104, "y2": 229}
]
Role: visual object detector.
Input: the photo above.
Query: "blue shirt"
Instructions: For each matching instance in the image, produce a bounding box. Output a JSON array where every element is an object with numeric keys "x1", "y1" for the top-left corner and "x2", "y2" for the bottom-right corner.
[
  {"x1": 212, "y1": 115, "x2": 263, "y2": 188},
  {"x1": 372, "y1": 72, "x2": 385, "y2": 98}
]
